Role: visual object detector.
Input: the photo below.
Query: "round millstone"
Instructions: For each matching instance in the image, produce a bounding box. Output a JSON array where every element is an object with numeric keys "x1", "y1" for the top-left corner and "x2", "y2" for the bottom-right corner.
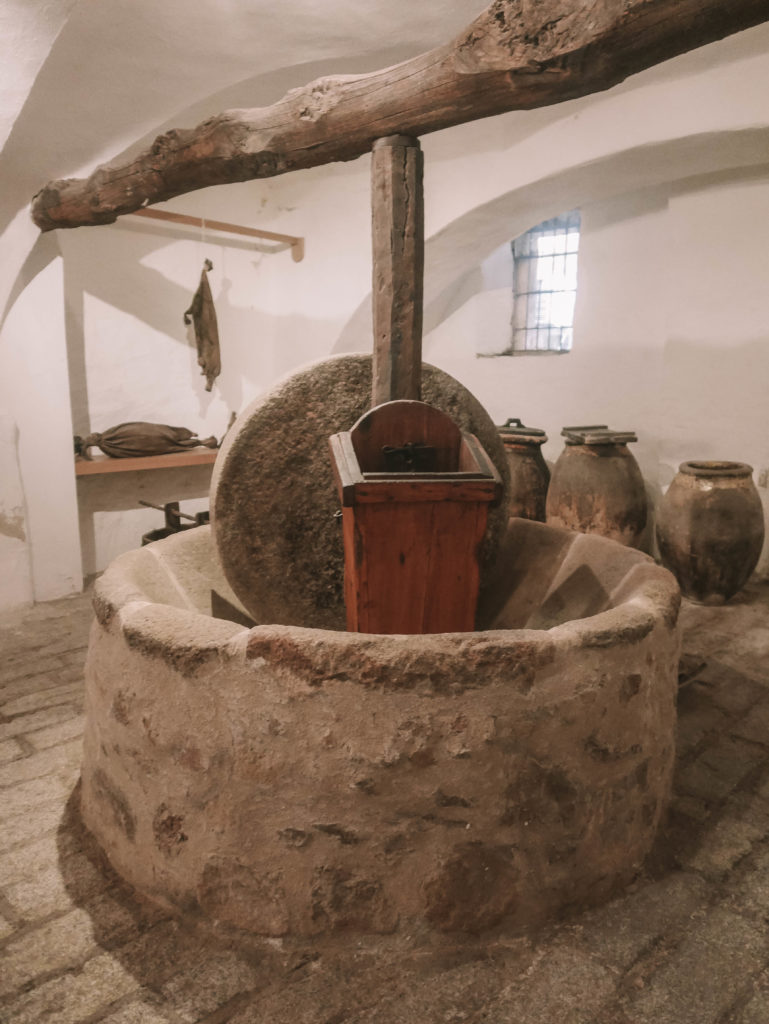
[{"x1": 210, "y1": 354, "x2": 511, "y2": 630}]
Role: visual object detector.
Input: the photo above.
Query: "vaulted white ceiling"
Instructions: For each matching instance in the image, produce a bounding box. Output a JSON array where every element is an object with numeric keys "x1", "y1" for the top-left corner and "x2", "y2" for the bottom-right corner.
[
  {"x1": 1, "y1": 0, "x2": 487, "y2": 183},
  {"x1": 2, "y1": 0, "x2": 768, "y2": 322},
  {"x1": 0, "y1": 0, "x2": 489, "y2": 319}
]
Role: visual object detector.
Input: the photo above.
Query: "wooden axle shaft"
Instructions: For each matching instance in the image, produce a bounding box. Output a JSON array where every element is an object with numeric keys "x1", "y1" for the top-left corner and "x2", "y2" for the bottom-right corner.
[{"x1": 371, "y1": 135, "x2": 424, "y2": 407}]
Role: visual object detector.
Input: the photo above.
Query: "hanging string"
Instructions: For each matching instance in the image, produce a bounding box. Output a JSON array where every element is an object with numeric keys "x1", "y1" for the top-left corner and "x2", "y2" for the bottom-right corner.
[{"x1": 201, "y1": 217, "x2": 213, "y2": 271}]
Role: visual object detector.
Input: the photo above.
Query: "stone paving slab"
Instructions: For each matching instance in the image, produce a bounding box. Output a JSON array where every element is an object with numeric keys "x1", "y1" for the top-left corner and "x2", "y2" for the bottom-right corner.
[
  {"x1": 2, "y1": 681, "x2": 85, "y2": 718},
  {"x1": 623, "y1": 907, "x2": 769, "y2": 1024},
  {"x1": 1, "y1": 583, "x2": 769, "y2": 1023}
]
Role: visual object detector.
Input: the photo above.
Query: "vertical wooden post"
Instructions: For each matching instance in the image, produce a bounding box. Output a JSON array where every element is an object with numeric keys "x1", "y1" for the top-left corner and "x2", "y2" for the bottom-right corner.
[{"x1": 371, "y1": 135, "x2": 424, "y2": 406}]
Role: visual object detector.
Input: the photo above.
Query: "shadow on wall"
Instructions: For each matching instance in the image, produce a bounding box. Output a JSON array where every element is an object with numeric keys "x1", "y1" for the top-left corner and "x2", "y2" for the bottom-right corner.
[
  {"x1": 0, "y1": 231, "x2": 61, "y2": 334},
  {"x1": 59, "y1": 219, "x2": 275, "y2": 435},
  {"x1": 72, "y1": 302, "x2": 351, "y2": 577},
  {"x1": 332, "y1": 131, "x2": 769, "y2": 360},
  {"x1": 0, "y1": 413, "x2": 33, "y2": 608}
]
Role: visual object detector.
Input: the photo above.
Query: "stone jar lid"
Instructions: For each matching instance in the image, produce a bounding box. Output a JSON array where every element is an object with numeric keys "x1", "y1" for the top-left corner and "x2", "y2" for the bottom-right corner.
[
  {"x1": 562, "y1": 426, "x2": 638, "y2": 446},
  {"x1": 498, "y1": 417, "x2": 548, "y2": 446},
  {"x1": 679, "y1": 460, "x2": 754, "y2": 478}
]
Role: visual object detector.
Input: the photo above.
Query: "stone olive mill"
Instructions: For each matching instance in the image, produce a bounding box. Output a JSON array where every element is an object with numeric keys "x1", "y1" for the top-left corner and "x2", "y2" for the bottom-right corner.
[{"x1": 28, "y1": 0, "x2": 769, "y2": 945}]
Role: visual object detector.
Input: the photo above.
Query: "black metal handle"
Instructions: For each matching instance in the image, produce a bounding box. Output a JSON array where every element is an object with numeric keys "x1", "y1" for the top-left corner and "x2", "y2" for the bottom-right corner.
[{"x1": 138, "y1": 499, "x2": 196, "y2": 524}]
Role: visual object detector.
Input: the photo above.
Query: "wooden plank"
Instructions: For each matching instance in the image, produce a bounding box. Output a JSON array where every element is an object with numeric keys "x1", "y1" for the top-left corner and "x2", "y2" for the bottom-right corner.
[
  {"x1": 351, "y1": 479, "x2": 500, "y2": 504},
  {"x1": 349, "y1": 502, "x2": 428, "y2": 634},
  {"x1": 459, "y1": 433, "x2": 504, "y2": 502},
  {"x1": 371, "y1": 136, "x2": 424, "y2": 405},
  {"x1": 350, "y1": 400, "x2": 459, "y2": 472},
  {"x1": 332, "y1": 404, "x2": 502, "y2": 502},
  {"x1": 342, "y1": 508, "x2": 360, "y2": 632},
  {"x1": 31, "y1": 0, "x2": 769, "y2": 231},
  {"x1": 347, "y1": 499, "x2": 489, "y2": 634},
  {"x1": 75, "y1": 449, "x2": 217, "y2": 476},
  {"x1": 363, "y1": 472, "x2": 489, "y2": 481},
  {"x1": 328, "y1": 433, "x2": 365, "y2": 505},
  {"x1": 131, "y1": 207, "x2": 305, "y2": 262},
  {"x1": 330, "y1": 400, "x2": 505, "y2": 632},
  {"x1": 421, "y1": 501, "x2": 488, "y2": 632}
]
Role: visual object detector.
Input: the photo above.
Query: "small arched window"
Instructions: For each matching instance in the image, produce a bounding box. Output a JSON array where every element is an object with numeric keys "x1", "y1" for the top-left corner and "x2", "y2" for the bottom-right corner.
[{"x1": 511, "y1": 210, "x2": 581, "y2": 354}]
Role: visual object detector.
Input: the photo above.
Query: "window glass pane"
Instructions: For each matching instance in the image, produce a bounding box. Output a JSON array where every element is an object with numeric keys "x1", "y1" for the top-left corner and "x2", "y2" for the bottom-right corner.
[{"x1": 509, "y1": 210, "x2": 580, "y2": 355}]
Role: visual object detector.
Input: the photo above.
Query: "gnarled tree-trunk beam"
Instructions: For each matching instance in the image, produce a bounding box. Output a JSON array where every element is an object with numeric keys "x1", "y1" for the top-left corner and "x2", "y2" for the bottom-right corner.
[{"x1": 31, "y1": 0, "x2": 769, "y2": 231}]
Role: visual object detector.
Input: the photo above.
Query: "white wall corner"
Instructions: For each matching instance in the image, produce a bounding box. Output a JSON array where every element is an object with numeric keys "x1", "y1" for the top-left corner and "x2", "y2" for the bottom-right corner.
[
  {"x1": 1, "y1": 253, "x2": 82, "y2": 604},
  {"x1": 0, "y1": 413, "x2": 33, "y2": 610}
]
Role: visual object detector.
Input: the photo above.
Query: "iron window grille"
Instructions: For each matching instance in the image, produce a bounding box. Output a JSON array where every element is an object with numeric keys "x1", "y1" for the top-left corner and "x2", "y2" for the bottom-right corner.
[{"x1": 511, "y1": 210, "x2": 581, "y2": 354}]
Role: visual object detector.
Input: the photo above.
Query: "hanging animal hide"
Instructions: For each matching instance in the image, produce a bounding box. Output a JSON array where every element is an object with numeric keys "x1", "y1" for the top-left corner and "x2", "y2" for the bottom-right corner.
[
  {"x1": 74, "y1": 422, "x2": 218, "y2": 460},
  {"x1": 184, "y1": 258, "x2": 221, "y2": 391}
]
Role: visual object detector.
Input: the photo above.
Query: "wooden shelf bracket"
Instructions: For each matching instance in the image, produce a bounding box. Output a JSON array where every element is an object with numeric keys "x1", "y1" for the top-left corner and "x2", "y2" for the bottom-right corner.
[{"x1": 130, "y1": 207, "x2": 304, "y2": 261}]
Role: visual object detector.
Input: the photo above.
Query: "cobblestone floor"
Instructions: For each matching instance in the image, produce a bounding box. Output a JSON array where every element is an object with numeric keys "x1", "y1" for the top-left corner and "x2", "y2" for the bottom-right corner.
[{"x1": 1, "y1": 582, "x2": 769, "y2": 1023}]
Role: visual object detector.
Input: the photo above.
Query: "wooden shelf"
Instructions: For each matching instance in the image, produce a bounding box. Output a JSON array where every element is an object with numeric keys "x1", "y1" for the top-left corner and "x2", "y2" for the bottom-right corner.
[
  {"x1": 75, "y1": 449, "x2": 218, "y2": 476},
  {"x1": 130, "y1": 207, "x2": 305, "y2": 262}
]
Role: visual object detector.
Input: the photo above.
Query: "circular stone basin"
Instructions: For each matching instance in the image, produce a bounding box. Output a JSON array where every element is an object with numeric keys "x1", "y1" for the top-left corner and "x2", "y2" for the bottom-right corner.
[{"x1": 82, "y1": 518, "x2": 680, "y2": 940}]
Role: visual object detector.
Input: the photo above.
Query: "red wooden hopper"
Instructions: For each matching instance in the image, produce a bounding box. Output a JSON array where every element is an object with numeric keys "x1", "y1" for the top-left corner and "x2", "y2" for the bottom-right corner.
[{"x1": 329, "y1": 400, "x2": 502, "y2": 634}]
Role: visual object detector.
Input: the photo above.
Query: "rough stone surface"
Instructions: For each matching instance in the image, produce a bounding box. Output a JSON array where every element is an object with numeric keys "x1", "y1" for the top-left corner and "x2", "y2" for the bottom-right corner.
[
  {"x1": 3, "y1": 581, "x2": 769, "y2": 1021},
  {"x1": 78, "y1": 517, "x2": 678, "y2": 940},
  {"x1": 210, "y1": 354, "x2": 511, "y2": 630}
]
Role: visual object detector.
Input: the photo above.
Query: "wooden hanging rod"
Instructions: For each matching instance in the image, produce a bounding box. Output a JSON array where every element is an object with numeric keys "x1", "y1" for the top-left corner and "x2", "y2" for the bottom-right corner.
[{"x1": 130, "y1": 207, "x2": 304, "y2": 261}]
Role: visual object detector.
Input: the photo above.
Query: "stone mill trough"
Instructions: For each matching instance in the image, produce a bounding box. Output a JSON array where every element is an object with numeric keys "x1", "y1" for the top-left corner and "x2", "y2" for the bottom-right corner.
[
  {"x1": 77, "y1": 129, "x2": 681, "y2": 946},
  {"x1": 81, "y1": 352, "x2": 681, "y2": 942}
]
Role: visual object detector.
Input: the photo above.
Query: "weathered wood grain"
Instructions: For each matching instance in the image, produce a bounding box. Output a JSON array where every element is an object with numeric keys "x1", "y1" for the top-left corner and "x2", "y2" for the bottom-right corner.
[
  {"x1": 329, "y1": 399, "x2": 503, "y2": 633},
  {"x1": 350, "y1": 400, "x2": 459, "y2": 475},
  {"x1": 371, "y1": 136, "x2": 424, "y2": 405},
  {"x1": 31, "y1": 0, "x2": 769, "y2": 231},
  {"x1": 343, "y1": 499, "x2": 490, "y2": 633}
]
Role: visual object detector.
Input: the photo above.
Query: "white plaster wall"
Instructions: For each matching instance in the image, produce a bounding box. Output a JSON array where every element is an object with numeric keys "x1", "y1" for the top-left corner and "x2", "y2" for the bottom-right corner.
[
  {"x1": 64, "y1": 57, "x2": 769, "y2": 578},
  {"x1": 425, "y1": 175, "x2": 769, "y2": 570},
  {"x1": 0, "y1": 0, "x2": 77, "y2": 152},
  {"x1": 663, "y1": 177, "x2": 769, "y2": 575},
  {"x1": 63, "y1": 165, "x2": 376, "y2": 574},
  {"x1": 0, "y1": 414, "x2": 33, "y2": 611},
  {"x1": 0, "y1": 0, "x2": 490, "y2": 606},
  {"x1": 1, "y1": 13, "x2": 769, "y2": 603},
  {"x1": 426, "y1": 190, "x2": 670, "y2": 462},
  {"x1": 661, "y1": 178, "x2": 769, "y2": 480},
  {"x1": 59, "y1": 183, "x2": 280, "y2": 576},
  {"x1": 0, "y1": 256, "x2": 82, "y2": 604},
  {"x1": 74, "y1": 160, "x2": 769, "y2": 577}
]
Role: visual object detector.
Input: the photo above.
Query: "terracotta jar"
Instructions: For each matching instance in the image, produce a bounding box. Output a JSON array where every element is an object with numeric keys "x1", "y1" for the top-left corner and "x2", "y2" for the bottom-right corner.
[
  {"x1": 656, "y1": 460, "x2": 765, "y2": 604},
  {"x1": 546, "y1": 426, "x2": 647, "y2": 548},
  {"x1": 497, "y1": 418, "x2": 550, "y2": 521}
]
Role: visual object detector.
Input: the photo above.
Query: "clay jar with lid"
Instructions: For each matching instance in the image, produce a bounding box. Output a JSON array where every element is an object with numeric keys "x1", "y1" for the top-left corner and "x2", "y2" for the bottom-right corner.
[
  {"x1": 656, "y1": 460, "x2": 765, "y2": 604},
  {"x1": 546, "y1": 426, "x2": 648, "y2": 548},
  {"x1": 497, "y1": 417, "x2": 550, "y2": 521}
]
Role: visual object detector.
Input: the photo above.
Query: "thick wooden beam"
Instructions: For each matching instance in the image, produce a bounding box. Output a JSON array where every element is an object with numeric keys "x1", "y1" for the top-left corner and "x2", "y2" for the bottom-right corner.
[
  {"x1": 31, "y1": 0, "x2": 769, "y2": 231},
  {"x1": 371, "y1": 136, "x2": 424, "y2": 405}
]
